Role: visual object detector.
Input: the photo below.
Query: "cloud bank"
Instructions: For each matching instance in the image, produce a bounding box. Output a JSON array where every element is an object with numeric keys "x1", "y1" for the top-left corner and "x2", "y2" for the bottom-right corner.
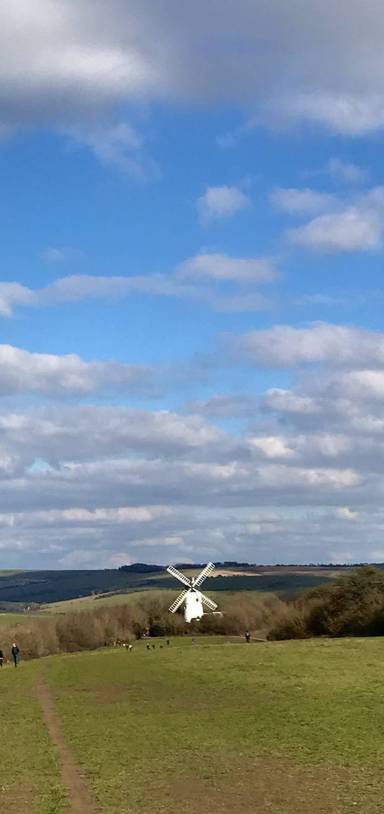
[
  {"x1": 3, "y1": 1, "x2": 384, "y2": 139},
  {"x1": 1, "y1": 318, "x2": 384, "y2": 565}
]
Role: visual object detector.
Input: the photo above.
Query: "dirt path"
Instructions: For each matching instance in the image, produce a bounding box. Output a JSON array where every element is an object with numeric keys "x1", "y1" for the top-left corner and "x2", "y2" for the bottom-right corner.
[{"x1": 35, "y1": 678, "x2": 98, "y2": 814}]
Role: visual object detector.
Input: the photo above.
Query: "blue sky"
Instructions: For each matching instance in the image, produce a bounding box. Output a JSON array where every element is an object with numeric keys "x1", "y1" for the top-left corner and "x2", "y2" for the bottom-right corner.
[{"x1": 2, "y1": 0, "x2": 384, "y2": 567}]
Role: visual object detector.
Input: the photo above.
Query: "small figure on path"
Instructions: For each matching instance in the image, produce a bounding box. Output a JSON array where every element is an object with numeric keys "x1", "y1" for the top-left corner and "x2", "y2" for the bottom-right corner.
[
  {"x1": 128, "y1": 644, "x2": 133, "y2": 652},
  {"x1": 0, "y1": 649, "x2": 4, "y2": 667},
  {"x1": 146, "y1": 644, "x2": 151, "y2": 651},
  {"x1": 11, "y1": 643, "x2": 20, "y2": 667},
  {"x1": 245, "y1": 631, "x2": 251, "y2": 643},
  {"x1": 166, "y1": 639, "x2": 170, "y2": 646}
]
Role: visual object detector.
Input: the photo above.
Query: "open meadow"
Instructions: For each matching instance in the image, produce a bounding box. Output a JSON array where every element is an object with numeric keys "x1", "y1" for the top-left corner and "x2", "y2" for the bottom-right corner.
[
  {"x1": 1, "y1": 636, "x2": 384, "y2": 813},
  {"x1": 0, "y1": 664, "x2": 66, "y2": 813},
  {"x1": 0, "y1": 612, "x2": 31, "y2": 626}
]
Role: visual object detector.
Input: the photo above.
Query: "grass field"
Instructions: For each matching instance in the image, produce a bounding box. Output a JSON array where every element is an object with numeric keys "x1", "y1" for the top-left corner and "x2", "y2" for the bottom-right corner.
[
  {"x1": 2, "y1": 636, "x2": 383, "y2": 813},
  {"x1": 40, "y1": 589, "x2": 163, "y2": 614},
  {"x1": 0, "y1": 612, "x2": 28, "y2": 625},
  {"x1": 0, "y1": 665, "x2": 65, "y2": 813}
]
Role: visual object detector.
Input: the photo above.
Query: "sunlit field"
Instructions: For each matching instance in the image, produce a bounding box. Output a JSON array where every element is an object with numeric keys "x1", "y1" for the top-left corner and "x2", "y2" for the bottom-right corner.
[
  {"x1": 3, "y1": 636, "x2": 383, "y2": 813},
  {"x1": 0, "y1": 665, "x2": 65, "y2": 813}
]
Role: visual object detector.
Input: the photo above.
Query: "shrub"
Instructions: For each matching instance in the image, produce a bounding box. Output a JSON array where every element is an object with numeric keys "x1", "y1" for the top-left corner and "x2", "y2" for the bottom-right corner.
[
  {"x1": 268, "y1": 607, "x2": 308, "y2": 640},
  {"x1": 269, "y1": 566, "x2": 384, "y2": 640}
]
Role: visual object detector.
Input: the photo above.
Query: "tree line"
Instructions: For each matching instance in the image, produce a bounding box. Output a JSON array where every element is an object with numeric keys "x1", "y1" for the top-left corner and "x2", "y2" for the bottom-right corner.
[{"x1": 1, "y1": 567, "x2": 384, "y2": 660}]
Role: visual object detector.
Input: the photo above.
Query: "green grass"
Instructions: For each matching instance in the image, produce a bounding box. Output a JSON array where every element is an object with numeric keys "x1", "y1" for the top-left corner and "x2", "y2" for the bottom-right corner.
[
  {"x1": 0, "y1": 612, "x2": 36, "y2": 626},
  {"x1": 0, "y1": 663, "x2": 66, "y2": 813},
  {"x1": 3, "y1": 636, "x2": 384, "y2": 812},
  {"x1": 39, "y1": 636, "x2": 384, "y2": 813},
  {"x1": 40, "y1": 589, "x2": 156, "y2": 614}
]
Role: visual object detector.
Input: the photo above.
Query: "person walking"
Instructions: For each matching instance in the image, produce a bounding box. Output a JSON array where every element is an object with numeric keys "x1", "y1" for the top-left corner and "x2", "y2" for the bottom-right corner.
[
  {"x1": 245, "y1": 630, "x2": 251, "y2": 643},
  {"x1": 0, "y1": 649, "x2": 4, "y2": 667},
  {"x1": 11, "y1": 643, "x2": 20, "y2": 667}
]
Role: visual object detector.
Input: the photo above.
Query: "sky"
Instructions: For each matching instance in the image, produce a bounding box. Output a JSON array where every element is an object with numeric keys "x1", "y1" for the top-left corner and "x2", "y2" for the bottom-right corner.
[{"x1": 2, "y1": 2, "x2": 384, "y2": 568}]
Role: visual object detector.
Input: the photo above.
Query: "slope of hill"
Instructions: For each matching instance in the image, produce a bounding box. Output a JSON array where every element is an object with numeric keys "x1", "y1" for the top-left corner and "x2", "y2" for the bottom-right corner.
[{"x1": 0, "y1": 565, "x2": 334, "y2": 606}]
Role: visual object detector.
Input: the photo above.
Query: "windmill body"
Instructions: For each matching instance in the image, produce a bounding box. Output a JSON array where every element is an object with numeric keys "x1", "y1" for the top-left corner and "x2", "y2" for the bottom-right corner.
[
  {"x1": 167, "y1": 562, "x2": 218, "y2": 622},
  {"x1": 184, "y1": 589, "x2": 204, "y2": 623}
]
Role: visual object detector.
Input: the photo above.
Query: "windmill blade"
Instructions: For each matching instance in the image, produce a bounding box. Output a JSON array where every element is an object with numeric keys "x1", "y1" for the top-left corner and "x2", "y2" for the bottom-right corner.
[
  {"x1": 200, "y1": 592, "x2": 218, "y2": 611},
  {"x1": 169, "y1": 590, "x2": 188, "y2": 614},
  {"x1": 167, "y1": 564, "x2": 191, "y2": 587},
  {"x1": 194, "y1": 561, "x2": 215, "y2": 587}
]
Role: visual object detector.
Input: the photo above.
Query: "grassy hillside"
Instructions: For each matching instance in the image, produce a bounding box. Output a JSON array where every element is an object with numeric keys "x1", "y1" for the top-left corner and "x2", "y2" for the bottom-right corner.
[
  {"x1": 0, "y1": 567, "x2": 332, "y2": 606},
  {"x1": 0, "y1": 612, "x2": 32, "y2": 625},
  {"x1": 4, "y1": 636, "x2": 384, "y2": 813}
]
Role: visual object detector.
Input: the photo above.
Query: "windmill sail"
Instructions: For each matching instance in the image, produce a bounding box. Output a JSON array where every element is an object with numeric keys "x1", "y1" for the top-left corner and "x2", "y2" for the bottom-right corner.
[
  {"x1": 167, "y1": 565, "x2": 192, "y2": 587},
  {"x1": 169, "y1": 590, "x2": 188, "y2": 613},
  {"x1": 201, "y1": 592, "x2": 218, "y2": 611},
  {"x1": 194, "y1": 561, "x2": 215, "y2": 587}
]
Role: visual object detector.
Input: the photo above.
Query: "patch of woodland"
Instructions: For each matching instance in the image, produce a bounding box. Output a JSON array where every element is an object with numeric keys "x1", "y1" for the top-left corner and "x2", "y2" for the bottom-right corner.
[
  {"x1": 268, "y1": 566, "x2": 384, "y2": 640},
  {"x1": 0, "y1": 591, "x2": 285, "y2": 660}
]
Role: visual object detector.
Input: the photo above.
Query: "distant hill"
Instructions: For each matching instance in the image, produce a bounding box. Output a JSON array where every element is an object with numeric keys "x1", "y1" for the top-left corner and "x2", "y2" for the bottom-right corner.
[{"x1": 0, "y1": 562, "x2": 349, "y2": 606}]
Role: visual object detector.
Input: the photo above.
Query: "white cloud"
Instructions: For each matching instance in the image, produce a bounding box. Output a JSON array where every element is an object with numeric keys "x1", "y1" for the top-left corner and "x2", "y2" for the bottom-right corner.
[
  {"x1": 0, "y1": 283, "x2": 35, "y2": 316},
  {"x1": 184, "y1": 394, "x2": 259, "y2": 418},
  {"x1": 179, "y1": 253, "x2": 275, "y2": 282},
  {"x1": 275, "y1": 185, "x2": 384, "y2": 253},
  {"x1": 289, "y1": 207, "x2": 382, "y2": 252},
  {"x1": 67, "y1": 122, "x2": 159, "y2": 179},
  {"x1": 197, "y1": 185, "x2": 250, "y2": 223},
  {"x1": 262, "y1": 389, "x2": 319, "y2": 415},
  {"x1": 280, "y1": 93, "x2": 384, "y2": 136},
  {"x1": 0, "y1": 252, "x2": 276, "y2": 318},
  {"x1": 24, "y1": 505, "x2": 172, "y2": 527},
  {"x1": 271, "y1": 187, "x2": 337, "y2": 215},
  {"x1": 0, "y1": 405, "x2": 226, "y2": 463},
  {"x1": 40, "y1": 247, "x2": 85, "y2": 264},
  {"x1": 336, "y1": 506, "x2": 358, "y2": 520},
  {"x1": 325, "y1": 158, "x2": 368, "y2": 185},
  {"x1": 0, "y1": 345, "x2": 151, "y2": 397},
  {"x1": 328, "y1": 370, "x2": 384, "y2": 401},
  {"x1": 249, "y1": 436, "x2": 296, "y2": 460},
  {"x1": 233, "y1": 323, "x2": 384, "y2": 368}
]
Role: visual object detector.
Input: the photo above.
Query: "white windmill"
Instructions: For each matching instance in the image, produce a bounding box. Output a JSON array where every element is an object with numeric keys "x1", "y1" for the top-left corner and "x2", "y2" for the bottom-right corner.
[{"x1": 167, "y1": 562, "x2": 218, "y2": 623}]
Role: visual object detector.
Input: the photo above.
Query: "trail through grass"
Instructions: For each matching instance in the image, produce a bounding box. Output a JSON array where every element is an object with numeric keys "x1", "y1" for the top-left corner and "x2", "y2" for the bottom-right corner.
[
  {"x1": 41, "y1": 637, "x2": 384, "y2": 813},
  {"x1": 2, "y1": 636, "x2": 384, "y2": 813},
  {"x1": 0, "y1": 663, "x2": 66, "y2": 813}
]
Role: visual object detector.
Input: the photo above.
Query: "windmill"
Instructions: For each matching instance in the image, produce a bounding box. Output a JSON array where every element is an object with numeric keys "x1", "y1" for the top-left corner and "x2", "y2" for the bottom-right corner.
[{"x1": 167, "y1": 562, "x2": 218, "y2": 623}]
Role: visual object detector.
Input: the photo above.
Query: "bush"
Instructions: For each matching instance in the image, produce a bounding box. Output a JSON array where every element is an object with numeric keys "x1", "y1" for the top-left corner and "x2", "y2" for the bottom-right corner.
[
  {"x1": 268, "y1": 605, "x2": 308, "y2": 640},
  {"x1": 0, "y1": 589, "x2": 289, "y2": 660},
  {"x1": 269, "y1": 566, "x2": 384, "y2": 640}
]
